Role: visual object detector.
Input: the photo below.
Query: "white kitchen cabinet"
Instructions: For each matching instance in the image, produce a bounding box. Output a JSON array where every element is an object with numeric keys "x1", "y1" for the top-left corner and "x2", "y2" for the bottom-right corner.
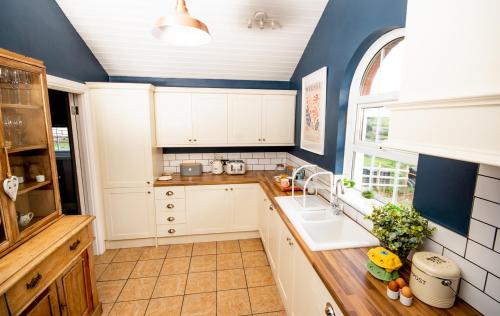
[
  {"x1": 186, "y1": 185, "x2": 232, "y2": 234},
  {"x1": 228, "y1": 94, "x2": 263, "y2": 144},
  {"x1": 155, "y1": 92, "x2": 193, "y2": 146},
  {"x1": 267, "y1": 205, "x2": 281, "y2": 271},
  {"x1": 262, "y1": 95, "x2": 296, "y2": 144},
  {"x1": 258, "y1": 195, "x2": 271, "y2": 248},
  {"x1": 277, "y1": 220, "x2": 296, "y2": 311},
  {"x1": 90, "y1": 84, "x2": 159, "y2": 188},
  {"x1": 103, "y1": 187, "x2": 155, "y2": 240},
  {"x1": 192, "y1": 93, "x2": 228, "y2": 145},
  {"x1": 230, "y1": 184, "x2": 259, "y2": 231}
]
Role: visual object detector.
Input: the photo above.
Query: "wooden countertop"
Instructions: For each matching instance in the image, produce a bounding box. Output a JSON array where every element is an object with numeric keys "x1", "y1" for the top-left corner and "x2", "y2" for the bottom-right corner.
[{"x1": 155, "y1": 172, "x2": 479, "y2": 315}]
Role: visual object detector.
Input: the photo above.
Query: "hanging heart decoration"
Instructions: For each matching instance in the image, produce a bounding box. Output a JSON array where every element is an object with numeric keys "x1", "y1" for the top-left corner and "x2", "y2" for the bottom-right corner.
[{"x1": 3, "y1": 175, "x2": 19, "y2": 201}]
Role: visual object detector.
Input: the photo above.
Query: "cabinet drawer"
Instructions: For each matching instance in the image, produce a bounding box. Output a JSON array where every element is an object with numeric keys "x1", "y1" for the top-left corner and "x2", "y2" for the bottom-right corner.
[
  {"x1": 157, "y1": 224, "x2": 188, "y2": 237},
  {"x1": 6, "y1": 226, "x2": 91, "y2": 314},
  {"x1": 155, "y1": 186, "x2": 185, "y2": 199},
  {"x1": 156, "y1": 210, "x2": 187, "y2": 225},
  {"x1": 155, "y1": 199, "x2": 186, "y2": 212}
]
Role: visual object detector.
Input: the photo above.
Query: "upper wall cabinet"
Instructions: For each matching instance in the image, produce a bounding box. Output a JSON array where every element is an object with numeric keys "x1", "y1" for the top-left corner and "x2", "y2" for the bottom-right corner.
[{"x1": 154, "y1": 88, "x2": 296, "y2": 147}]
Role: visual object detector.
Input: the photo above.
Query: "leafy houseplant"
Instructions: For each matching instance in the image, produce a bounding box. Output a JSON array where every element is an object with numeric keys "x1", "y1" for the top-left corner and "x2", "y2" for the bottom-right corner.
[
  {"x1": 365, "y1": 203, "x2": 435, "y2": 259},
  {"x1": 343, "y1": 178, "x2": 356, "y2": 188},
  {"x1": 362, "y1": 190, "x2": 375, "y2": 199}
]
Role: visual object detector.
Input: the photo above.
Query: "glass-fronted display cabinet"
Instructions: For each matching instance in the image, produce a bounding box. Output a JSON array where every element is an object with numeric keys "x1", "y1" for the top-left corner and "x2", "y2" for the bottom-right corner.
[{"x1": 0, "y1": 48, "x2": 61, "y2": 257}]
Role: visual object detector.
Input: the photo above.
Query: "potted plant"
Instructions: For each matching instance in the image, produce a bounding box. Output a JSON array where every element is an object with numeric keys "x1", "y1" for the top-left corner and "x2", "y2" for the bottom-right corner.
[
  {"x1": 362, "y1": 190, "x2": 375, "y2": 199},
  {"x1": 365, "y1": 203, "x2": 435, "y2": 259}
]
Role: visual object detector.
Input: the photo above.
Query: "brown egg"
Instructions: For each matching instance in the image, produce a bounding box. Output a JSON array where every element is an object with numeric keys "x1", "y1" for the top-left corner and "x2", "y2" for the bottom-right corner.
[
  {"x1": 396, "y1": 277, "x2": 407, "y2": 288},
  {"x1": 388, "y1": 281, "x2": 399, "y2": 292},
  {"x1": 401, "y1": 286, "x2": 413, "y2": 298}
]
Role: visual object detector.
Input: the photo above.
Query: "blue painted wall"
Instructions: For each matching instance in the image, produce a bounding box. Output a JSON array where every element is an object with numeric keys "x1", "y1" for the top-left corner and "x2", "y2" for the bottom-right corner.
[
  {"x1": 288, "y1": 0, "x2": 407, "y2": 173},
  {"x1": 0, "y1": 0, "x2": 107, "y2": 82},
  {"x1": 109, "y1": 76, "x2": 291, "y2": 90}
]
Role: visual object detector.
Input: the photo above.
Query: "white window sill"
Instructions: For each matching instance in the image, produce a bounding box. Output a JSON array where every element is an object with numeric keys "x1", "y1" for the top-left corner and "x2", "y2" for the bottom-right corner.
[{"x1": 338, "y1": 188, "x2": 384, "y2": 216}]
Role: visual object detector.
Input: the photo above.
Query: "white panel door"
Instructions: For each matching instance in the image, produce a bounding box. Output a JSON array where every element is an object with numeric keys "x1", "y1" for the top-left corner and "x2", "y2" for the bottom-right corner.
[
  {"x1": 186, "y1": 185, "x2": 231, "y2": 234},
  {"x1": 192, "y1": 93, "x2": 228, "y2": 145},
  {"x1": 228, "y1": 94, "x2": 262, "y2": 144},
  {"x1": 262, "y1": 95, "x2": 296, "y2": 144},
  {"x1": 230, "y1": 184, "x2": 259, "y2": 231},
  {"x1": 277, "y1": 222, "x2": 296, "y2": 310},
  {"x1": 155, "y1": 92, "x2": 192, "y2": 146},
  {"x1": 267, "y1": 206, "x2": 281, "y2": 271},
  {"x1": 91, "y1": 89, "x2": 154, "y2": 188},
  {"x1": 103, "y1": 187, "x2": 155, "y2": 240}
]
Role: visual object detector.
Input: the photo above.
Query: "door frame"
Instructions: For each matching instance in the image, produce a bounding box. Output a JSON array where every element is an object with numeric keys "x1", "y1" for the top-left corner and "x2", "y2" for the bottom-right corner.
[{"x1": 47, "y1": 75, "x2": 105, "y2": 255}]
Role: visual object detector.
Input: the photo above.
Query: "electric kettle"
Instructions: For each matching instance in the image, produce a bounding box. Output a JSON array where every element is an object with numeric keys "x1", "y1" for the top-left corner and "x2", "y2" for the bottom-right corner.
[{"x1": 211, "y1": 159, "x2": 224, "y2": 174}]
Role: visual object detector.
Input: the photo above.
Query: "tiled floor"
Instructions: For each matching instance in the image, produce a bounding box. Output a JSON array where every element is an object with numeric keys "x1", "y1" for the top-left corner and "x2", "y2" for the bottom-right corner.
[{"x1": 94, "y1": 238, "x2": 286, "y2": 316}]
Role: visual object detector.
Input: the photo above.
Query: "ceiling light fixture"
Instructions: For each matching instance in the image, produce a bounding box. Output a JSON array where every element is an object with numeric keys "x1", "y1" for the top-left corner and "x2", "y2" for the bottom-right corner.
[
  {"x1": 247, "y1": 11, "x2": 281, "y2": 30},
  {"x1": 152, "y1": 0, "x2": 211, "y2": 46}
]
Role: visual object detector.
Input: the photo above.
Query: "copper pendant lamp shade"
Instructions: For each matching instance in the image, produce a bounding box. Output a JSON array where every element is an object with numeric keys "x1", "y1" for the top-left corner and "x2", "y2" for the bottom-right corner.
[{"x1": 152, "y1": 0, "x2": 211, "y2": 46}]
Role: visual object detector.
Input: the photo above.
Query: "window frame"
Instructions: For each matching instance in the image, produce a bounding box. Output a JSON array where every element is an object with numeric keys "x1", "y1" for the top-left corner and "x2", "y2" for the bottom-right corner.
[{"x1": 343, "y1": 28, "x2": 418, "y2": 204}]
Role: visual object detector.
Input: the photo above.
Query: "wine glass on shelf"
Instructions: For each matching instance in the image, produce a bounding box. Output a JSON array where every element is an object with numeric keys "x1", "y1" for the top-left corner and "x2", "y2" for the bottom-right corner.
[
  {"x1": 19, "y1": 71, "x2": 32, "y2": 105},
  {"x1": 8, "y1": 69, "x2": 20, "y2": 104},
  {"x1": 0, "y1": 67, "x2": 9, "y2": 104},
  {"x1": 2, "y1": 110, "x2": 14, "y2": 148}
]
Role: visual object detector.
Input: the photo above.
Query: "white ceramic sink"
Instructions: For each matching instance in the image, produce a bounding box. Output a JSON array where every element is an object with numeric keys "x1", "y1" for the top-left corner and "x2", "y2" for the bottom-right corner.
[{"x1": 275, "y1": 196, "x2": 378, "y2": 251}]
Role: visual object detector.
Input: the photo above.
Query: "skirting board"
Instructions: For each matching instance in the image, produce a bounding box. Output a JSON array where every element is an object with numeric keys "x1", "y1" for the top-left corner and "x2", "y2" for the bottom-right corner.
[{"x1": 105, "y1": 231, "x2": 260, "y2": 249}]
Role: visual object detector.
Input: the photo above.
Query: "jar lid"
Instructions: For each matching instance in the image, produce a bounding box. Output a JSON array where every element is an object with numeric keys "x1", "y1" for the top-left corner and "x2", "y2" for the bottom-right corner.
[{"x1": 412, "y1": 251, "x2": 461, "y2": 279}]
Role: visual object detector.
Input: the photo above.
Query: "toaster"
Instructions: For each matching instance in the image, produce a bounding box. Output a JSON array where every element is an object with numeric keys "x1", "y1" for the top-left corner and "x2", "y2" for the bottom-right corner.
[{"x1": 225, "y1": 160, "x2": 246, "y2": 175}]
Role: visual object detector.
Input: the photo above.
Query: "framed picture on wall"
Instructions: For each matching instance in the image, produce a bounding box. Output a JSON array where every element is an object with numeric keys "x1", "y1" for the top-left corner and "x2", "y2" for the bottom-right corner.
[{"x1": 300, "y1": 66, "x2": 327, "y2": 155}]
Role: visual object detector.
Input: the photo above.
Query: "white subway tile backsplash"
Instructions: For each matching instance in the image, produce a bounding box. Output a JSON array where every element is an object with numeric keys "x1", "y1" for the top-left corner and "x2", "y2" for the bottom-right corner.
[
  {"x1": 475, "y1": 176, "x2": 500, "y2": 204},
  {"x1": 443, "y1": 248, "x2": 487, "y2": 289},
  {"x1": 164, "y1": 166, "x2": 177, "y2": 173},
  {"x1": 164, "y1": 154, "x2": 176, "y2": 160},
  {"x1": 258, "y1": 158, "x2": 271, "y2": 165},
  {"x1": 428, "y1": 221, "x2": 468, "y2": 256},
  {"x1": 265, "y1": 164, "x2": 276, "y2": 171},
  {"x1": 479, "y1": 164, "x2": 500, "y2": 179},
  {"x1": 485, "y1": 273, "x2": 500, "y2": 301},
  {"x1": 419, "y1": 238, "x2": 444, "y2": 255},
  {"x1": 465, "y1": 241, "x2": 500, "y2": 276},
  {"x1": 170, "y1": 160, "x2": 182, "y2": 167},
  {"x1": 189, "y1": 153, "x2": 203, "y2": 159},
  {"x1": 202, "y1": 166, "x2": 211, "y2": 173},
  {"x1": 253, "y1": 165, "x2": 265, "y2": 171},
  {"x1": 175, "y1": 153, "x2": 189, "y2": 160},
  {"x1": 241, "y1": 153, "x2": 253, "y2": 158},
  {"x1": 245, "y1": 159, "x2": 257, "y2": 165},
  {"x1": 202, "y1": 153, "x2": 215, "y2": 160},
  {"x1": 271, "y1": 158, "x2": 285, "y2": 165},
  {"x1": 195, "y1": 159, "x2": 209, "y2": 166},
  {"x1": 276, "y1": 152, "x2": 287, "y2": 158},
  {"x1": 227, "y1": 152, "x2": 241, "y2": 159},
  {"x1": 469, "y1": 219, "x2": 496, "y2": 248},
  {"x1": 214, "y1": 153, "x2": 227, "y2": 159},
  {"x1": 472, "y1": 198, "x2": 500, "y2": 228},
  {"x1": 252, "y1": 152, "x2": 265, "y2": 158},
  {"x1": 459, "y1": 280, "x2": 500, "y2": 316},
  {"x1": 264, "y1": 152, "x2": 277, "y2": 158}
]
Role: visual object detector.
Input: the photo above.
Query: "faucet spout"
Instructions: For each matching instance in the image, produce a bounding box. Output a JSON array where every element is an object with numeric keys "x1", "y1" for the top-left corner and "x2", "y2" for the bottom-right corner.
[{"x1": 333, "y1": 179, "x2": 345, "y2": 215}]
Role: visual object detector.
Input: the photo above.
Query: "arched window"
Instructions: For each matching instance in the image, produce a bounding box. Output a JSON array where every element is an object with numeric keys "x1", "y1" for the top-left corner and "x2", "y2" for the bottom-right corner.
[{"x1": 343, "y1": 29, "x2": 417, "y2": 208}]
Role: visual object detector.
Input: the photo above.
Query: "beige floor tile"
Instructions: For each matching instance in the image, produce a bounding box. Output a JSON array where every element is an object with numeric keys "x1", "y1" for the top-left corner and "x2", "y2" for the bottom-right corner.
[
  {"x1": 140, "y1": 245, "x2": 169, "y2": 260},
  {"x1": 217, "y1": 253, "x2": 243, "y2": 270},
  {"x1": 161, "y1": 257, "x2": 191, "y2": 275},
  {"x1": 181, "y1": 292, "x2": 216, "y2": 316},
  {"x1": 189, "y1": 255, "x2": 216, "y2": 272},
  {"x1": 242, "y1": 251, "x2": 268, "y2": 268},
  {"x1": 146, "y1": 296, "x2": 183, "y2": 316},
  {"x1": 152, "y1": 274, "x2": 187, "y2": 298},
  {"x1": 239, "y1": 238, "x2": 264, "y2": 252},
  {"x1": 112, "y1": 247, "x2": 144, "y2": 262},
  {"x1": 97, "y1": 280, "x2": 126, "y2": 303},
  {"x1": 252, "y1": 312, "x2": 287, "y2": 316},
  {"x1": 99, "y1": 262, "x2": 136, "y2": 281},
  {"x1": 217, "y1": 240, "x2": 241, "y2": 254},
  {"x1": 117, "y1": 277, "x2": 157, "y2": 301},
  {"x1": 109, "y1": 300, "x2": 149, "y2": 316},
  {"x1": 248, "y1": 285, "x2": 284, "y2": 314},
  {"x1": 130, "y1": 259, "x2": 163, "y2": 278},
  {"x1": 167, "y1": 243, "x2": 193, "y2": 258},
  {"x1": 101, "y1": 303, "x2": 114, "y2": 316},
  {"x1": 217, "y1": 289, "x2": 251, "y2": 316},
  {"x1": 185, "y1": 271, "x2": 216, "y2": 294},
  {"x1": 217, "y1": 269, "x2": 247, "y2": 291},
  {"x1": 192, "y1": 241, "x2": 217, "y2": 256},
  {"x1": 95, "y1": 249, "x2": 119, "y2": 264},
  {"x1": 95, "y1": 263, "x2": 108, "y2": 280},
  {"x1": 245, "y1": 266, "x2": 274, "y2": 287}
]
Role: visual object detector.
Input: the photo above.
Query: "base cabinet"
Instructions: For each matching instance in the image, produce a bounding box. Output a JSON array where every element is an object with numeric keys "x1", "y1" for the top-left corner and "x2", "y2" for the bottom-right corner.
[
  {"x1": 56, "y1": 257, "x2": 92, "y2": 316},
  {"x1": 22, "y1": 284, "x2": 61, "y2": 316},
  {"x1": 267, "y1": 206, "x2": 281, "y2": 271}
]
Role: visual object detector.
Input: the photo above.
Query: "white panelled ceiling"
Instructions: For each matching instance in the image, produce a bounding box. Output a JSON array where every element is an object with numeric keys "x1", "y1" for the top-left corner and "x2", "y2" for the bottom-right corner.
[{"x1": 55, "y1": 0, "x2": 328, "y2": 81}]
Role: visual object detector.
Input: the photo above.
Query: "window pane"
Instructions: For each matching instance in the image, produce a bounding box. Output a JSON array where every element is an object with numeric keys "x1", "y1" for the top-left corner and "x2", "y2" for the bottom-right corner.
[
  {"x1": 361, "y1": 107, "x2": 390, "y2": 143},
  {"x1": 360, "y1": 37, "x2": 405, "y2": 96},
  {"x1": 352, "y1": 152, "x2": 416, "y2": 206},
  {"x1": 52, "y1": 127, "x2": 70, "y2": 151}
]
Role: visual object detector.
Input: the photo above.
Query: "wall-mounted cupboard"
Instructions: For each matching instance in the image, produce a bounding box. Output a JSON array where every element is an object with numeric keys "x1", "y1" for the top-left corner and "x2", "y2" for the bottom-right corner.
[{"x1": 154, "y1": 88, "x2": 296, "y2": 147}]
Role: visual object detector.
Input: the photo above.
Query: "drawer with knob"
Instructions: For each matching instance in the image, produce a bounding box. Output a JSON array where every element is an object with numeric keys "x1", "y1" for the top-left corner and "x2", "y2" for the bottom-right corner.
[
  {"x1": 154, "y1": 186, "x2": 185, "y2": 200},
  {"x1": 156, "y1": 210, "x2": 187, "y2": 225},
  {"x1": 155, "y1": 199, "x2": 186, "y2": 213},
  {"x1": 157, "y1": 224, "x2": 188, "y2": 237}
]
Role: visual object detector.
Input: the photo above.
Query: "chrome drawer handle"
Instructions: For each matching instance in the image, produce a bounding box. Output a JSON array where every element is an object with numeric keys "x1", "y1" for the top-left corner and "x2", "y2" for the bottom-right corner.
[
  {"x1": 168, "y1": 229, "x2": 176, "y2": 234},
  {"x1": 26, "y1": 273, "x2": 42, "y2": 290},
  {"x1": 69, "y1": 239, "x2": 81, "y2": 251},
  {"x1": 167, "y1": 217, "x2": 175, "y2": 222},
  {"x1": 167, "y1": 203, "x2": 175, "y2": 209},
  {"x1": 166, "y1": 191, "x2": 174, "y2": 196}
]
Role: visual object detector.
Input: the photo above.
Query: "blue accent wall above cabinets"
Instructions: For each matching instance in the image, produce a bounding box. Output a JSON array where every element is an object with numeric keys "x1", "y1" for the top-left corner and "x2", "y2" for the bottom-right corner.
[
  {"x1": 109, "y1": 76, "x2": 291, "y2": 90},
  {"x1": 413, "y1": 155, "x2": 478, "y2": 236},
  {"x1": 288, "y1": 0, "x2": 407, "y2": 173},
  {"x1": 0, "y1": 0, "x2": 108, "y2": 83}
]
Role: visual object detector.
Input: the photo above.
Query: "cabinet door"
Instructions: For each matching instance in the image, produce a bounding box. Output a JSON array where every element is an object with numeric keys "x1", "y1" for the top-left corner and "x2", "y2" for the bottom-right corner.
[
  {"x1": 258, "y1": 196, "x2": 270, "y2": 247},
  {"x1": 57, "y1": 257, "x2": 91, "y2": 316},
  {"x1": 155, "y1": 92, "x2": 192, "y2": 146},
  {"x1": 277, "y1": 222, "x2": 296, "y2": 310},
  {"x1": 228, "y1": 94, "x2": 262, "y2": 144},
  {"x1": 230, "y1": 184, "x2": 259, "y2": 231},
  {"x1": 186, "y1": 185, "x2": 231, "y2": 234},
  {"x1": 291, "y1": 247, "x2": 317, "y2": 316},
  {"x1": 91, "y1": 89, "x2": 154, "y2": 188},
  {"x1": 267, "y1": 206, "x2": 281, "y2": 271},
  {"x1": 104, "y1": 188, "x2": 155, "y2": 240},
  {"x1": 192, "y1": 94, "x2": 228, "y2": 145},
  {"x1": 21, "y1": 283, "x2": 61, "y2": 316},
  {"x1": 262, "y1": 95, "x2": 296, "y2": 145}
]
